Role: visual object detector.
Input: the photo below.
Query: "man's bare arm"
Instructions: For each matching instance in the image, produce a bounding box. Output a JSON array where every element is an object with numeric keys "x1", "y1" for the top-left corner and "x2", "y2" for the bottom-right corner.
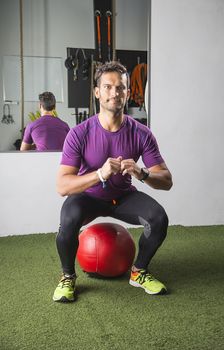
[{"x1": 120, "y1": 160, "x2": 173, "y2": 191}]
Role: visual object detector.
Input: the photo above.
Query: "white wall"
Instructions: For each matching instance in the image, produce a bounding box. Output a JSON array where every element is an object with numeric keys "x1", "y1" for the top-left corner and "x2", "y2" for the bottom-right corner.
[
  {"x1": 116, "y1": 0, "x2": 148, "y2": 50},
  {"x1": 0, "y1": 152, "x2": 142, "y2": 236},
  {"x1": 0, "y1": 152, "x2": 63, "y2": 236},
  {"x1": 150, "y1": 0, "x2": 224, "y2": 225},
  {"x1": 0, "y1": 0, "x2": 148, "y2": 151}
]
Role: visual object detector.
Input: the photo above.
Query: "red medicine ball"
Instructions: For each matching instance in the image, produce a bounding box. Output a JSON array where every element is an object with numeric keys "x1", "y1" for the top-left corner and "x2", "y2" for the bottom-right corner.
[{"x1": 77, "y1": 223, "x2": 136, "y2": 277}]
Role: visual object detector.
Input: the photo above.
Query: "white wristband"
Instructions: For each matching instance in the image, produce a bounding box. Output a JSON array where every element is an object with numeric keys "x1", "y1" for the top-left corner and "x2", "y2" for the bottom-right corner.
[{"x1": 96, "y1": 168, "x2": 107, "y2": 183}]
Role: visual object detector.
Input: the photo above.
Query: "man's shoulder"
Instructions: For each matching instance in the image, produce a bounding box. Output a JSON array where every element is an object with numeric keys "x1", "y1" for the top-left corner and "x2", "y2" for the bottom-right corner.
[
  {"x1": 126, "y1": 114, "x2": 151, "y2": 134},
  {"x1": 29, "y1": 115, "x2": 49, "y2": 126},
  {"x1": 70, "y1": 114, "x2": 98, "y2": 133},
  {"x1": 55, "y1": 117, "x2": 70, "y2": 128},
  {"x1": 26, "y1": 117, "x2": 41, "y2": 129}
]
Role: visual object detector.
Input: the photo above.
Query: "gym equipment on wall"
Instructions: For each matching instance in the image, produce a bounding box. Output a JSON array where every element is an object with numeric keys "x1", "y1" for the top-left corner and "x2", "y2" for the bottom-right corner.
[
  {"x1": 66, "y1": 0, "x2": 115, "y2": 113},
  {"x1": 1, "y1": 104, "x2": 15, "y2": 124},
  {"x1": 71, "y1": 109, "x2": 89, "y2": 125},
  {"x1": 95, "y1": 10, "x2": 102, "y2": 61},
  {"x1": 130, "y1": 62, "x2": 147, "y2": 110},
  {"x1": 93, "y1": 0, "x2": 114, "y2": 63},
  {"x1": 66, "y1": 47, "x2": 97, "y2": 109},
  {"x1": 66, "y1": 0, "x2": 147, "y2": 125},
  {"x1": 106, "y1": 10, "x2": 112, "y2": 61},
  {"x1": 64, "y1": 48, "x2": 90, "y2": 81}
]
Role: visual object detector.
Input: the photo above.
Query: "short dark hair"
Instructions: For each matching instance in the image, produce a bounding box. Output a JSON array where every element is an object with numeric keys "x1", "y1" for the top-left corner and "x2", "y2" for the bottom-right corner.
[
  {"x1": 39, "y1": 91, "x2": 56, "y2": 111},
  {"x1": 94, "y1": 61, "x2": 130, "y2": 88}
]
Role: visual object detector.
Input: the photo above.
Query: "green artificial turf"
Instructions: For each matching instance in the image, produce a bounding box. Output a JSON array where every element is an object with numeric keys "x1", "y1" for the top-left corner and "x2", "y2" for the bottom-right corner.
[{"x1": 0, "y1": 226, "x2": 223, "y2": 350}]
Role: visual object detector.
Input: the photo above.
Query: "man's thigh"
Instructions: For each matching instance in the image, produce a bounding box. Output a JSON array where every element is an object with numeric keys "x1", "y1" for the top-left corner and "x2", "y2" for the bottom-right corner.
[
  {"x1": 112, "y1": 191, "x2": 163, "y2": 225},
  {"x1": 61, "y1": 193, "x2": 111, "y2": 226}
]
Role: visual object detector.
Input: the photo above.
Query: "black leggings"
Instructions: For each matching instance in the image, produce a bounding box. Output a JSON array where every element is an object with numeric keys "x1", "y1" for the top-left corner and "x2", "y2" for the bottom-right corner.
[{"x1": 56, "y1": 191, "x2": 168, "y2": 275}]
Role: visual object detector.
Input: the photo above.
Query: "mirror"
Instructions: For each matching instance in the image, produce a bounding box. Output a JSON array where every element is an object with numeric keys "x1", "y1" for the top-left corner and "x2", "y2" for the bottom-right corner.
[{"x1": 0, "y1": 0, "x2": 149, "y2": 152}]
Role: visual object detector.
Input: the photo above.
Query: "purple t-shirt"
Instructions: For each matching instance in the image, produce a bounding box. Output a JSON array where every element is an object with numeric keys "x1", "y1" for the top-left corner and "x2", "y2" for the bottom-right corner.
[
  {"x1": 23, "y1": 115, "x2": 70, "y2": 151},
  {"x1": 61, "y1": 114, "x2": 164, "y2": 200}
]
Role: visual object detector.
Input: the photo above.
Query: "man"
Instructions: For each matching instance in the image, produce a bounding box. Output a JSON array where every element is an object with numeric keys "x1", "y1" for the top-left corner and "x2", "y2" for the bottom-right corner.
[
  {"x1": 20, "y1": 91, "x2": 70, "y2": 151},
  {"x1": 53, "y1": 61, "x2": 173, "y2": 302}
]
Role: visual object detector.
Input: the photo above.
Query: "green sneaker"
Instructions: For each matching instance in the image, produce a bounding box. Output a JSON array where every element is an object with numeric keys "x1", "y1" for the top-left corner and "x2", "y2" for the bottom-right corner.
[
  {"x1": 129, "y1": 269, "x2": 167, "y2": 295},
  {"x1": 53, "y1": 275, "x2": 76, "y2": 302}
]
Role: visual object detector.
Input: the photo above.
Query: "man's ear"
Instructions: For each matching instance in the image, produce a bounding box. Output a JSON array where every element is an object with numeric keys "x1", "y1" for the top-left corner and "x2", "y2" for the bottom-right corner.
[
  {"x1": 126, "y1": 89, "x2": 130, "y2": 101},
  {"x1": 94, "y1": 86, "x2": 100, "y2": 99}
]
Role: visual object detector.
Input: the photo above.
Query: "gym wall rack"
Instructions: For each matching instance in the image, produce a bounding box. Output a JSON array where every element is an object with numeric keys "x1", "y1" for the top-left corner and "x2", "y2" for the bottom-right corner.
[{"x1": 65, "y1": 0, "x2": 147, "y2": 123}]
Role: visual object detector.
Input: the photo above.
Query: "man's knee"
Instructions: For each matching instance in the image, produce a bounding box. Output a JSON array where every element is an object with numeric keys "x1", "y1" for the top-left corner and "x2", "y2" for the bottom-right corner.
[
  {"x1": 60, "y1": 197, "x2": 83, "y2": 233},
  {"x1": 156, "y1": 206, "x2": 169, "y2": 232},
  {"x1": 139, "y1": 205, "x2": 168, "y2": 240}
]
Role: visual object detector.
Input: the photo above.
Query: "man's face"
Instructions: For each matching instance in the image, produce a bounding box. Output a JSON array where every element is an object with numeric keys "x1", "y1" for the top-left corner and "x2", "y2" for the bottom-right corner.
[{"x1": 95, "y1": 72, "x2": 130, "y2": 114}]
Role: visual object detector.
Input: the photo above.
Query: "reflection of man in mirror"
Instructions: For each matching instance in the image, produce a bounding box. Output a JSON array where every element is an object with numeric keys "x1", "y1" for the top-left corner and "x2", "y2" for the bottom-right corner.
[
  {"x1": 20, "y1": 91, "x2": 70, "y2": 151},
  {"x1": 53, "y1": 61, "x2": 173, "y2": 303}
]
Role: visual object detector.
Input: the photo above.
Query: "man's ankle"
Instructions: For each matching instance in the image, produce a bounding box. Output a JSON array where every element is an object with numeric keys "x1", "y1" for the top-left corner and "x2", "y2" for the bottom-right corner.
[
  {"x1": 63, "y1": 273, "x2": 76, "y2": 279},
  {"x1": 131, "y1": 266, "x2": 142, "y2": 273}
]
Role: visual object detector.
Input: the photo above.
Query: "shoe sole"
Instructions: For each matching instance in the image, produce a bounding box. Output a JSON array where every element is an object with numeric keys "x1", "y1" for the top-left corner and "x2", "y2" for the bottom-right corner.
[
  {"x1": 53, "y1": 295, "x2": 75, "y2": 302},
  {"x1": 129, "y1": 279, "x2": 167, "y2": 295}
]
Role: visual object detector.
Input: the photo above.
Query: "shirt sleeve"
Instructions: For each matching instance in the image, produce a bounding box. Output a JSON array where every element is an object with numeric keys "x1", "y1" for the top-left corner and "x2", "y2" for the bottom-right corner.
[
  {"x1": 22, "y1": 123, "x2": 33, "y2": 144},
  {"x1": 60, "y1": 128, "x2": 82, "y2": 168},
  {"x1": 141, "y1": 131, "x2": 164, "y2": 167}
]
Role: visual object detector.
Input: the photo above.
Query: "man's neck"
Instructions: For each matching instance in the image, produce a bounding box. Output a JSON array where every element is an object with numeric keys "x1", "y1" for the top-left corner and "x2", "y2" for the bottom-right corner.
[
  {"x1": 98, "y1": 111, "x2": 124, "y2": 132},
  {"x1": 41, "y1": 110, "x2": 54, "y2": 116}
]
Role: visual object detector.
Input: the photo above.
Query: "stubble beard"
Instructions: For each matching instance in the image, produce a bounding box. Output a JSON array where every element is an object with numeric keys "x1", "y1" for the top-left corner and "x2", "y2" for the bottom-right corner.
[{"x1": 103, "y1": 98, "x2": 125, "y2": 114}]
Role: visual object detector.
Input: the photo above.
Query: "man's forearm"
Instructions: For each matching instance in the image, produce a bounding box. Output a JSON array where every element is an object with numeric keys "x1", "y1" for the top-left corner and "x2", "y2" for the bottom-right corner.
[
  {"x1": 144, "y1": 170, "x2": 173, "y2": 190},
  {"x1": 56, "y1": 171, "x2": 101, "y2": 196}
]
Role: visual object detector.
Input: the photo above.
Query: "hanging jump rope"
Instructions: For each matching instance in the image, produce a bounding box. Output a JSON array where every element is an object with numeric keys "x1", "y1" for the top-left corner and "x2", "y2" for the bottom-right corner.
[
  {"x1": 95, "y1": 10, "x2": 102, "y2": 61},
  {"x1": 106, "y1": 11, "x2": 112, "y2": 61}
]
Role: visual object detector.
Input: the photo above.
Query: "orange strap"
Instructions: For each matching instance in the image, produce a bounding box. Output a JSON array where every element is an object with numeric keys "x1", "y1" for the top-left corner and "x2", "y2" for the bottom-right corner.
[
  {"x1": 96, "y1": 15, "x2": 101, "y2": 45},
  {"x1": 107, "y1": 15, "x2": 111, "y2": 46},
  {"x1": 130, "y1": 63, "x2": 147, "y2": 107}
]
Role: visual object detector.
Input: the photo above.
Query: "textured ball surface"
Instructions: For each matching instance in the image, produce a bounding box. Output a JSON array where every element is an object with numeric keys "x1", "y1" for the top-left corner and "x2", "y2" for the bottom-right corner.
[{"x1": 77, "y1": 223, "x2": 136, "y2": 277}]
